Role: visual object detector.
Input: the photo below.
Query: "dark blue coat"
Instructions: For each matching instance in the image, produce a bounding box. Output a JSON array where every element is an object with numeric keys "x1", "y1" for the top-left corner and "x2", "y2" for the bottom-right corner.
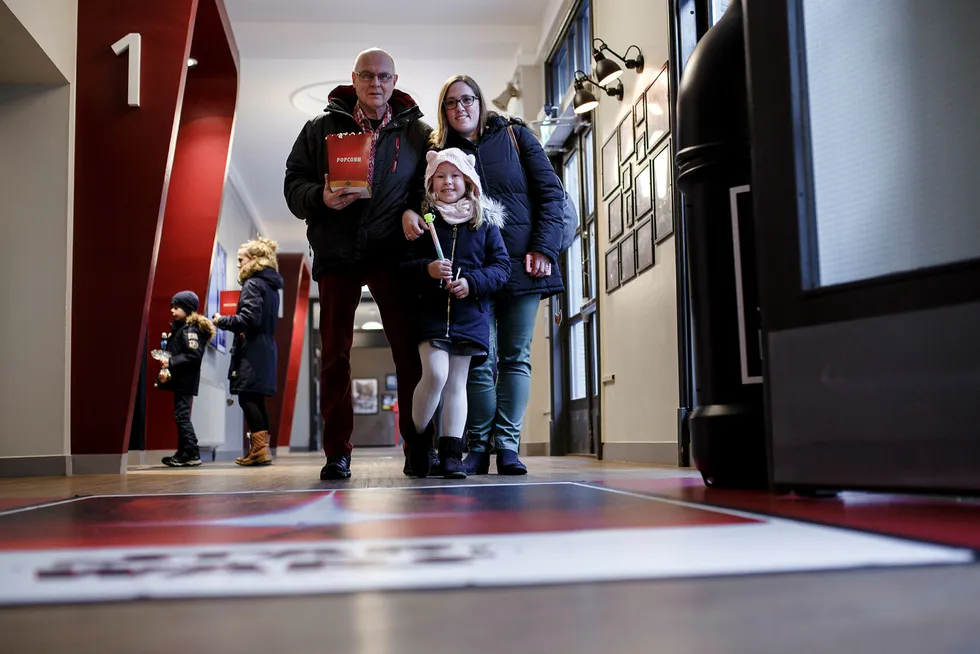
[
  {"x1": 157, "y1": 314, "x2": 215, "y2": 396},
  {"x1": 216, "y1": 267, "x2": 284, "y2": 397},
  {"x1": 444, "y1": 114, "x2": 565, "y2": 299},
  {"x1": 402, "y1": 206, "x2": 510, "y2": 362}
]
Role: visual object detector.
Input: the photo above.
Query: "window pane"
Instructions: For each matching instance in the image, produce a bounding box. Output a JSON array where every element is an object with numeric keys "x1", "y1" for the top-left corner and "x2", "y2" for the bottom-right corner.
[
  {"x1": 583, "y1": 130, "x2": 595, "y2": 217},
  {"x1": 587, "y1": 221, "x2": 597, "y2": 299},
  {"x1": 567, "y1": 235, "x2": 583, "y2": 316},
  {"x1": 570, "y1": 320, "x2": 587, "y2": 401},
  {"x1": 591, "y1": 319, "x2": 599, "y2": 397},
  {"x1": 564, "y1": 151, "x2": 580, "y2": 226}
]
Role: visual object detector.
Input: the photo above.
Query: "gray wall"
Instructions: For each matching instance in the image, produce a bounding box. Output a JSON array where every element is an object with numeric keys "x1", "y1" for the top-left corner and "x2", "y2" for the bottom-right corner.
[{"x1": 350, "y1": 346, "x2": 397, "y2": 447}]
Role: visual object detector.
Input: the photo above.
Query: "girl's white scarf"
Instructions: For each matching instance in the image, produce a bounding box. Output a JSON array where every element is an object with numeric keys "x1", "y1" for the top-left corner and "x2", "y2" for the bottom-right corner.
[{"x1": 432, "y1": 198, "x2": 475, "y2": 225}]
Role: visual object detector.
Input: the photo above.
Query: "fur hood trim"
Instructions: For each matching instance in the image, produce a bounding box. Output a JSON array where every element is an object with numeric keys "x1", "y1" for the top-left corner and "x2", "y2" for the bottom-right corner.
[
  {"x1": 479, "y1": 195, "x2": 507, "y2": 230},
  {"x1": 239, "y1": 258, "x2": 277, "y2": 284},
  {"x1": 185, "y1": 312, "x2": 216, "y2": 342}
]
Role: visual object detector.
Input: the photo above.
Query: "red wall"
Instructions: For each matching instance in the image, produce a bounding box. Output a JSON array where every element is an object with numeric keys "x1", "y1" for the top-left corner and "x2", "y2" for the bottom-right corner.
[
  {"x1": 144, "y1": 0, "x2": 239, "y2": 452},
  {"x1": 268, "y1": 254, "x2": 312, "y2": 449},
  {"x1": 72, "y1": 0, "x2": 238, "y2": 457}
]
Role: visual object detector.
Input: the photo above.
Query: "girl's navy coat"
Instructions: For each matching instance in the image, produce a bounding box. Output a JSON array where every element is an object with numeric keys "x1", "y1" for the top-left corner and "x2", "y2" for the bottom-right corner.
[
  {"x1": 158, "y1": 314, "x2": 215, "y2": 396},
  {"x1": 402, "y1": 201, "x2": 510, "y2": 361},
  {"x1": 443, "y1": 113, "x2": 565, "y2": 299},
  {"x1": 216, "y1": 266, "x2": 284, "y2": 397}
]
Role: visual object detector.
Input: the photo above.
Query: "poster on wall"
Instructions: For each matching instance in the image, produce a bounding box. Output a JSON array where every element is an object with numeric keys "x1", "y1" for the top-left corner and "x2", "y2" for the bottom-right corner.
[
  {"x1": 352, "y1": 378, "x2": 379, "y2": 415},
  {"x1": 385, "y1": 374, "x2": 397, "y2": 391},
  {"x1": 206, "y1": 243, "x2": 227, "y2": 353},
  {"x1": 608, "y1": 193, "x2": 624, "y2": 241},
  {"x1": 620, "y1": 232, "x2": 636, "y2": 283},
  {"x1": 636, "y1": 219, "x2": 655, "y2": 272},
  {"x1": 381, "y1": 393, "x2": 397, "y2": 411},
  {"x1": 646, "y1": 67, "x2": 670, "y2": 149},
  {"x1": 619, "y1": 118, "x2": 635, "y2": 164},
  {"x1": 605, "y1": 246, "x2": 621, "y2": 293},
  {"x1": 601, "y1": 134, "x2": 619, "y2": 198},
  {"x1": 654, "y1": 143, "x2": 675, "y2": 243},
  {"x1": 635, "y1": 163, "x2": 652, "y2": 219}
]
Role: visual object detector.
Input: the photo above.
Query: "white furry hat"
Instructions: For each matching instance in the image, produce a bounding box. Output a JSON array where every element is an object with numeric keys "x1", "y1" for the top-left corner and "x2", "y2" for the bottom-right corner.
[{"x1": 424, "y1": 148, "x2": 482, "y2": 197}]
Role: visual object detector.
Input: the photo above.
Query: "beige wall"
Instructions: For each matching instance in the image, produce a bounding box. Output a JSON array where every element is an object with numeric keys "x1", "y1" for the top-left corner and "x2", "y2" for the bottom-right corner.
[
  {"x1": 350, "y1": 346, "x2": 397, "y2": 447},
  {"x1": 520, "y1": 300, "x2": 553, "y2": 452},
  {"x1": 0, "y1": 0, "x2": 76, "y2": 476},
  {"x1": 593, "y1": 0, "x2": 679, "y2": 463}
]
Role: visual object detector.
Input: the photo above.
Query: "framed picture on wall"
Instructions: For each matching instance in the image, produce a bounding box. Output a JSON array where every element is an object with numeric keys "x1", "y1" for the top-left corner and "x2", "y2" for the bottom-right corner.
[
  {"x1": 352, "y1": 378, "x2": 379, "y2": 415},
  {"x1": 622, "y1": 163, "x2": 632, "y2": 192},
  {"x1": 608, "y1": 193, "x2": 624, "y2": 241},
  {"x1": 634, "y1": 95, "x2": 645, "y2": 128},
  {"x1": 635, "y1": 131, "x2": 647, "y2": 161},
  {"x1": 624, "y1": 190, "x2": 634, "y2": 227},
  {"x1": 384, "y1": 373, "x2": 397, "y2": 390},
  {"x1": 605, "y1": 246, "x2": 621, "y2": 293},
  {"x1": 601, "y1": 133, "x2": 619, "y2": 198},
  {"x1": 620, "y1": 231, "x2": 636, "y2": 283},
  {"x1": 619, "y1": 117, "x2": 635, "y2": 164},
  {"x1": 636, "y1": 219, "x2": 655, "y2": 272},
  {"x1": 653, "y1": 142, "x2": 675, "y2": 243},
  {"x1": 635, "y1": 163, "x2": 653, "y2": 219},
  {"x1": 646, "y1": 65, "x2": 670, "y2": 149},
  {"x1": 382, "y1": 393, "x2": 397, "y2": 411}
]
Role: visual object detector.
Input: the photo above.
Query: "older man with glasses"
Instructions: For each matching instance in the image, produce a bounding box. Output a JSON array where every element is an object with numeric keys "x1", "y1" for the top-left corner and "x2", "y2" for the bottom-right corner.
[{"x1": 284, "y1": 48, "x2": 436, "y2": 481}]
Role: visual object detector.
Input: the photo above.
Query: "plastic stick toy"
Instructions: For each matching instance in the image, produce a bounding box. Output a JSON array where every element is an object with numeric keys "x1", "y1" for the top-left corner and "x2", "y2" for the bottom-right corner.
[{"x1": 423, "y1": 213, "x2": 446, "y2": 261}]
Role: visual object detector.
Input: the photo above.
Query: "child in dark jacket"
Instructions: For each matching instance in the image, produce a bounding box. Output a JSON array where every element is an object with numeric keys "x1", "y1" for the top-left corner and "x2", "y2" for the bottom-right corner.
[
  {"x1": 157, "y1": 290, "x2": 216, "y2": 467},
  {"x1": 402, "y1": 149, "x2": 510, "y2": 479}
]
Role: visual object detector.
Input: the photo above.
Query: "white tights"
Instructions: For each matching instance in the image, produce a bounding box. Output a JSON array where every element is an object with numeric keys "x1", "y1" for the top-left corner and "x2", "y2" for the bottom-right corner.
[{"x1": 412, "y1": 342, "x2": 471, "y2": 439}]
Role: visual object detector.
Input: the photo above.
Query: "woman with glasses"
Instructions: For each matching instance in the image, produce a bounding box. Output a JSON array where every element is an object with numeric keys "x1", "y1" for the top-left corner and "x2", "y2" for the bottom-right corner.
[{"x1": 403, "y1": 75, "x2": 565, "y2": 475}]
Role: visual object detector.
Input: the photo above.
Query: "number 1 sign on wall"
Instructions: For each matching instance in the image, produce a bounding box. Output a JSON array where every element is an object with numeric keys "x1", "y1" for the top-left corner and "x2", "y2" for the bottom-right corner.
[{"x1": 110, "y1": 33, "x2": 141, "y2": 107}]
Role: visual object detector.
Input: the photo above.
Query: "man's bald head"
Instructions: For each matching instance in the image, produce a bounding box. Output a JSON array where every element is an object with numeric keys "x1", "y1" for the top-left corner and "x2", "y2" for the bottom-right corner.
[{"x1": 354, "y1": 48, "x2": 396, "y2": 74}]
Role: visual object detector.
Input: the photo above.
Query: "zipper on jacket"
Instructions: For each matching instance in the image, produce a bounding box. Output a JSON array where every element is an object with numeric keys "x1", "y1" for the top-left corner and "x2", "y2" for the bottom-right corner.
[
  {"x1": 445, "y1": 225, "x2": 458, "y2": 338},
  {"x1": 392, "y1": 136, "x2": 400, "y2": 173}
]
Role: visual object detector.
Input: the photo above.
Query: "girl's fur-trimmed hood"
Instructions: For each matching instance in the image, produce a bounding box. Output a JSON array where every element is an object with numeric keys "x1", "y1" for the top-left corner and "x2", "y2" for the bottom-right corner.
[
  {"x1": 480, "y1": 195, "x2": 507, "y2": 230},
  {"x1": 185, "y1": 312, "x2": 216, "y2": 341}
]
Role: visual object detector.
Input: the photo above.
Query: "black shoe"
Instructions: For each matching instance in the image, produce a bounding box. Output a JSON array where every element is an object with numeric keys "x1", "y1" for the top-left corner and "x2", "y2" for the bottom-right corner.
[
  {"x1": 320, "y1": 454, "x2": 352, "y2": 480},
  {"x1": 462, "y1": 450, "x2": 491, "y2": 475},
  {"x1": 408, "y1": 423, "x2": 434, "y2": 478},
  {"x1": 162, "y1": 451, "x2": 202, "y2": 468},
  {"x1": 439, "y1": 437, "x2": 466, "y2": 479},
  {"x1": 496, "y1": 449, "x2": 527, "y2": 475},
  {"x1": 404, "y1": 448, "x2": 441, "y2": 477}
]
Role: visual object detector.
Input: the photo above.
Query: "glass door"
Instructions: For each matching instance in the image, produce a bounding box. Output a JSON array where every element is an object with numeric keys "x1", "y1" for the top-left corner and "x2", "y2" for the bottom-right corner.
[
  {"x1": 745, "y1": 0, "x2": 980, "y2": 493},
  {"x1": 559, "y1": 128, "x2": 600, "y2": 456}
]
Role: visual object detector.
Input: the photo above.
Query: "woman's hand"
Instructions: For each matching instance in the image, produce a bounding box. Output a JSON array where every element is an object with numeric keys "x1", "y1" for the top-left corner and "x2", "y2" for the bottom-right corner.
[
  {"x1": 525, "y1": 252, "x2": 552, "y2": 278},
  {"x1": 212, "y1": 313, "x2": 222, "y2": 323},
  {"x1": 428, "y1": 259, "x2": 452, "y2": 281},
  {"x1": 323, "y1": 174, "x2": 357, "y2": 211},
  {"x1": 447, "y1": 277, "x2": 470, "y2": 299},
  {"x1": 403, "y1": 210, "x2": 426, "y2": 240}
]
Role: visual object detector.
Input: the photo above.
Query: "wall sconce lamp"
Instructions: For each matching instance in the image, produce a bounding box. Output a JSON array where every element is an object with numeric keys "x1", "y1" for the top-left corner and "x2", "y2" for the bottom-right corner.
[
  {"x1": 572, "y1": 70, "x2": 624, "y2": 114},
  {"x1": 592, "y1": 38, "x2": 644, "y2": 87}
]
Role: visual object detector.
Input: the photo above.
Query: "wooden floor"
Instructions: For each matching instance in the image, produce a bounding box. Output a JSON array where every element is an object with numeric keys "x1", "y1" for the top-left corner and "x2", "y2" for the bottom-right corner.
[{"x1": 2, "y1": 450, "x2": 979, "y2": 654}]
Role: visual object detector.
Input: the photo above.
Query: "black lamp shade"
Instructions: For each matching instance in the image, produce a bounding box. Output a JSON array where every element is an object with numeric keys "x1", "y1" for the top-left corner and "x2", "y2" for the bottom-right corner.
[
  {"x1": 573, "y1": 87, "x2": 599, "y2": 114},
  {"x1": 595, "y1": 57, "x2": 623, "y2": 86}
]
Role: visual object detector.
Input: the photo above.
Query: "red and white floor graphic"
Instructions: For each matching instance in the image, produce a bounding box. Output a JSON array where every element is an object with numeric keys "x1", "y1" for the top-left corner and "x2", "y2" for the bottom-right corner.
[{"x1": 0, "y1": 482, "x2": 971, "y2": 606}]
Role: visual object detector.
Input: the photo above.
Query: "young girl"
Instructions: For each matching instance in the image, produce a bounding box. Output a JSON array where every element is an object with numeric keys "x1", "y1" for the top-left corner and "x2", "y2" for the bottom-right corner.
[
  {"x1": 213, "y1": 237, "x2": 284, "y2": 467},
  {"x1": 403, "y1": 149, "x2": 510, "y2": 478}
]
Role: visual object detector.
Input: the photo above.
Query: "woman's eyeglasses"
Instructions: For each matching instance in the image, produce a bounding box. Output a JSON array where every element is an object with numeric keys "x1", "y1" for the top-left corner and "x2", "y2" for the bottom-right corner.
[
  {"x1": 444, "y1": 96, "x2": 478, "y2": 110},
  {"x1": 355, "y1": 71, "x2": 395, "y2": 83}
]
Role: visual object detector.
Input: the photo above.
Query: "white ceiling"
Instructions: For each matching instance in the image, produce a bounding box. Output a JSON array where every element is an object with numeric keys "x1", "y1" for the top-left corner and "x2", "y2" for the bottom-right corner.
[{"x1": 222, "y1": 0, "x2": 561, "y2": 254}]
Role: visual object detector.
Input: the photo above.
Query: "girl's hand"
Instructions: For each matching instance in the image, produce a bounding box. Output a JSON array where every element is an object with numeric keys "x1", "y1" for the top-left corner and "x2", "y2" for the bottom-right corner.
[
  {"x1": 403, "y1": 210, "x2": 426, "y2": 241},
  {"x1": 428, "y1": 259, "x2": 452, "y2": 281},
  {"x1": 447, "y1": 277, "x2": 470, "y2": 299}
]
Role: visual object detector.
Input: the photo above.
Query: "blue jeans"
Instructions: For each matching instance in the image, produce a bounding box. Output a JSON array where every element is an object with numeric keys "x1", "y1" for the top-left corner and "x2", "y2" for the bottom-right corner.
[{"x1": 465, "y1": 294, "x2": 541, "y2": 453}]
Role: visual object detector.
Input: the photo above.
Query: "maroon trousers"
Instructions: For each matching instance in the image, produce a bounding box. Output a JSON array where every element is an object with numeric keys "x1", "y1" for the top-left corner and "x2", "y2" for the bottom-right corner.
[{"x1": 317, "y1": 265, "x2": 421, "y2": 457}]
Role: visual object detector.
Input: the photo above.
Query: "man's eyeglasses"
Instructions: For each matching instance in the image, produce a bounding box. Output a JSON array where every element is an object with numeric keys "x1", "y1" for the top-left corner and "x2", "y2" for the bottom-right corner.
[
  {"x1": 444, "y1": 96, "x2": 478, "y2": 110},
  {"x1": 355, "y1": 71, "x2": 395, "y2": 83}
]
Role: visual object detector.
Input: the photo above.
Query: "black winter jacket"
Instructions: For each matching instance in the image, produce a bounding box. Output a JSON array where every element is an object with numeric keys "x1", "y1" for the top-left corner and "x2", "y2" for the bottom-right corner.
[
  {"x1": 157, "y1": 314, "x2": 215, "y2": 396},
  {"x1": 402, "y1": 202, "x2": 510, "y2": 364},
  {"x1": 284, "y1": 87, "x2": 432, "y2": 280},
  {"x1": 443, "y1": 114, "x2": 565, "y2": 299},
  {"x1": 215, "y1": 267, "x2": 284, "y2": 397}
]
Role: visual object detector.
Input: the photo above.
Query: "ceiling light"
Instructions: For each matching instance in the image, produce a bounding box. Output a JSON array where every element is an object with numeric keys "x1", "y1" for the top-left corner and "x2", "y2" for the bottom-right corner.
[
  {"x1": 361, "y1": 321, "x2": 383, "y2": 331},
  {"x1": 187, "y1": 58, "x2": 198, "y2": 67}
]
